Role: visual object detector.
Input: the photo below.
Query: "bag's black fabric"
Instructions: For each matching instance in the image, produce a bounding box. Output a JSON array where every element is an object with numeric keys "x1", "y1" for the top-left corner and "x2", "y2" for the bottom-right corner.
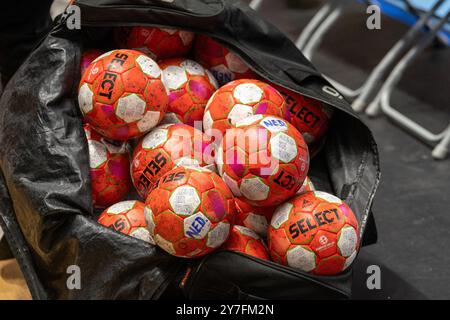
[
  {"x1": 0, "y1": 0, "x2": 53, "y2": 86},
  {"x1": 0, "y1": 0, "x2": 380, "y2": 300}
]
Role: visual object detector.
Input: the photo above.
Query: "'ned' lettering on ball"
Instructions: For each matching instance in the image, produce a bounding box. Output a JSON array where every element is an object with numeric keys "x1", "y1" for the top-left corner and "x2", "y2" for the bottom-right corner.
[
  {"x1": 262, "y1": 119, "x2": 286, "y2": 128},
  {"x1": 186, "y1": 216, "x2": 207, "y2": 238},
  {"x1": 289, "y1": 208, "x2": 340, "y2": 239}
]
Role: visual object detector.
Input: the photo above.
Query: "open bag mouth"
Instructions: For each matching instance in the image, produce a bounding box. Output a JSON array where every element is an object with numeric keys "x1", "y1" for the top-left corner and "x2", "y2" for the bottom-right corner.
[{"x1": 0, "y1": 0, "x2": 380, "y2": 300}]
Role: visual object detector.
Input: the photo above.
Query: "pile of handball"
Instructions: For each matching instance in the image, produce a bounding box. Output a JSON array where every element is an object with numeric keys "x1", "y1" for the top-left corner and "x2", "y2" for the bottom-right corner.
[{"x1": 78, "y1": 26, "x2": 359, "y2": 276}]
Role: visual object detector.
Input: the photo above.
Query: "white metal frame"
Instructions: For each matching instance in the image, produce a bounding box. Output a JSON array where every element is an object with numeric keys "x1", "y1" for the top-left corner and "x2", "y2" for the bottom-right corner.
[
  {"x1": 294, "y1": 0, "x2": 450, "y2": 159},
  {"x1": 250, "y1": 0, "x2": 450, "y2": 159},
  {"x1": 295, "y1": 0, "x2": 446, "y2": 109},
  {"x1": 374, "y1": 10, "x2": 450, "y2": 159}
]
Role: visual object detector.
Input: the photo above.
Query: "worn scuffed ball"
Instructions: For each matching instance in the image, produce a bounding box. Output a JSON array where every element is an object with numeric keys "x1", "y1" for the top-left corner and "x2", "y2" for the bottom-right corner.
[
  {"x1": 194, "y1": 34, "x2": 256, "y2": 85},
  {"x1": 273, "y1": 84, "x2": 333, "y2": 146},
  {"x1": 98, "y1": 200, "x2": 152, "y2": 242},
  {"x1": 159, "y1": 58, "x2": 218, "y2": 126},
  {"x1": 268, "y1": 191, "x2": 360, "y2": 275},
  {"x1": 203, "y1": 79, "x2": 289, "y2": 141},
  {"x1": 131, "y1": 123, "x2": 214, "y2": 199},
  {"x1": 145, "y1": 167, "x2": 236, "y2": 258},
  {"x1": 217, "y1": 114, "x2": 309, "y2": 207},
  {"x1": 78, "y1": 49, "x2": 168, "y2": 141},
  {"x1": 119, "y1": 26, "x2": 195, "y2": 60},
  {"x1": 222, "y1": 225, "x2": 270, "y2": 260},
  {"x1": 234, "y1": 198, "x2": 275, "y2": 237},
  {"x1": 84, "y1": 124, "x2": 131, "y2": 208},
  {"x1": 297, "y1": 176, "x2": 315, "y2": 195}
]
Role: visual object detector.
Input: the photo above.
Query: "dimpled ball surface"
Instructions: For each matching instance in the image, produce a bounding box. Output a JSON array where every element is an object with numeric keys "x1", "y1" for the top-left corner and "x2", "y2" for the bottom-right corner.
[
  {"x1": 268, "y1": 191, "x2": 360, "y2": 275},
  {"x1": 78, "y1": 49, "x2": 168, "y2": 141},
  {"x1": 222, "y1": 225, "x2": 270, "y2": 260},
  {"x1": 159, "y1": 58, "x2": 218, "y2": 126},
  {"x1": 84, "y1": 124, "x2": 131, "y2": 208},
  {"x1": 296, "y1": 176, "x2": 315, "y2": 195},
  {"x1": 203, "y1": 79, "x2": 289, "y2": 140},
  {"x1": 131, "y1": 123, "x2": 214, "y2": 199},
  {"x1": 217, "y1": 114, "x2": 309, "y2": 207},
  {"x1": 120, "y1": 26, "x2": 195, "y2": 60},
  {"x1": 234, "y1": 198, "x2": 275, "y2": 237},
  {"x1": 145, "y1": 167, "x2": 236, "y2": 258},
  {"x1": 194, "y1": 34, "x2": 256, "y2": 85},
  {"x1": 273, "y1": 84, "x2": 333, "y2": 146},
  {"x1": 98, "y1": 200, "x2": 152, "y2": 243}
]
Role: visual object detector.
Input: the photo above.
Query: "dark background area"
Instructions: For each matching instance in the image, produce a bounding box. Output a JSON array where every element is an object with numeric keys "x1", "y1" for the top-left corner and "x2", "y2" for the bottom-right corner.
[{"x1": 252, "y1": 0, "x2": 450, "y2": 299}]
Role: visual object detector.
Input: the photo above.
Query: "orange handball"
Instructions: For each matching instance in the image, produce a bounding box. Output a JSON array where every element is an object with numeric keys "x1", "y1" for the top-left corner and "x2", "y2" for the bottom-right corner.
[
  {"x1": 131, "y1": 123, "x2": 214, "y2": 199},
  {"x1": 217, "y1": 114, "x2": 309, "y2": 207},
  {"x1": 234, "y1": 198, "x2": 276, "y2": 237},
  {"x1": 194, "y1": 34, "x2": 256, "y2": 85},
  {"x1": 268, "y1": 191, "x2": 360, "y2": 276},
  {"x1": 273, "y1": 84, "x2": 334, "y2": 146},
  {"x1": 222, "y1": 225, "x2": 270, "y2": 260},
  {"x1": 158, "y1": 58, "x2": 219, "y2": 126},
  {"x1": 78, "y1": 49, "x2": 168, "y2": 141},
  {"x1": 145, "y1": 167, "x2": 236, "y2": 258},
  {"x1": 98, "y1": 200, "x2": 152, "y2": 243},
  {"x1": 118, "y1": 26, "x2": 195, "y2": 60},
  {"x1": 84, "y1": 124, "x2": 131, "y2": 208},
  {"x1": 203, "y1": 79, "x2": 289, "y2": 141},
  {"x1": 297, "y1": 176, "x2": 315, "y2": 195}
]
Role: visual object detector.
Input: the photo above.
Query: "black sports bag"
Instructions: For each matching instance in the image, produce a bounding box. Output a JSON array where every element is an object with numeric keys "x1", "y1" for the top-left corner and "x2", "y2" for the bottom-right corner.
[{"x1": 0, "y1": 0, "x2": 380, "y2": 299}]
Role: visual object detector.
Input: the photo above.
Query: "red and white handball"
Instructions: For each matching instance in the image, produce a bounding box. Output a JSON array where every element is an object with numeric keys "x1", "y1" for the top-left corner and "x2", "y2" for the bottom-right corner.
[
  {"x1": 78, "y1": 49, "x2": 168, "y2": 141},
  {"x1": 84, "y1": 124, "x2": 131, "y2": 208},
  {"x1": 98, "y1": 200, "x2": 152, "y2": 242},
  {"x1": 222, "y1": 225, "x2": 270, "y2": 260},
  {"x1": 234, "y1": 177, "x2": 314, "y2": 234},
  {"x1": 234, "y1": 198, "x2": 275, "y2": 237},
  {"x1": 203, "y1": 79, "x2": 289, "y2": 141},
  {"x1": 158, "y1": 58, "x2": 218, "y2": 126},
  {"x1": 194, "y1": 34, "x2": 256, "y2": 85},
  {"x1": 268, "y1": 191, "x2": 360, "y2": 275},
  {"x1": 297, "y1": 176, "x2": 315, "y2": 195},
  {"x1": 119, "y1": 26, "x2": 195, "y2": 60},
  {"x1": 217, "y1": 114, "x2": 309, "y2": 207},
  {"x1": 131, "y1": 123, "x2": 214, "y2": 199},
  {"x1": 273, "y1": 84, "x2": 333, "y2": 146},
  {"x1": 145, "y1": 166, "x2": 236, "y2": 258}
]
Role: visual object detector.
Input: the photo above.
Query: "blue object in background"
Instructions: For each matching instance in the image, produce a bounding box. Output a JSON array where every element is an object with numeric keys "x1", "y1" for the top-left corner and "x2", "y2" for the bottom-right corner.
[{"x1": 367, "y1": 0, "x2": 450, "y2": 43}]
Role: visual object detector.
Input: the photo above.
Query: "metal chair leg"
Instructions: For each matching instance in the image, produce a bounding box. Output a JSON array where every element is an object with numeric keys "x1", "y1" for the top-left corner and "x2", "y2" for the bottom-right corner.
[
  {"x1": 295, "y1": 0, "x2": 362, "y2": 99},
  {"x1": 301, "y1": 0, "x2": 350, "y2": 60},
  {"x1": 296, "y1": 0, "x2": 339, "y2": 51},
  {"x1": 352, "y1": 0, "x2": 446, "y2": 112},
  {"x1": 432, "y1": 125, "x2": 450, "y2": 160},
  {"x1": 378, "y1": 10, "x2": 450, "y2": 159}
]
